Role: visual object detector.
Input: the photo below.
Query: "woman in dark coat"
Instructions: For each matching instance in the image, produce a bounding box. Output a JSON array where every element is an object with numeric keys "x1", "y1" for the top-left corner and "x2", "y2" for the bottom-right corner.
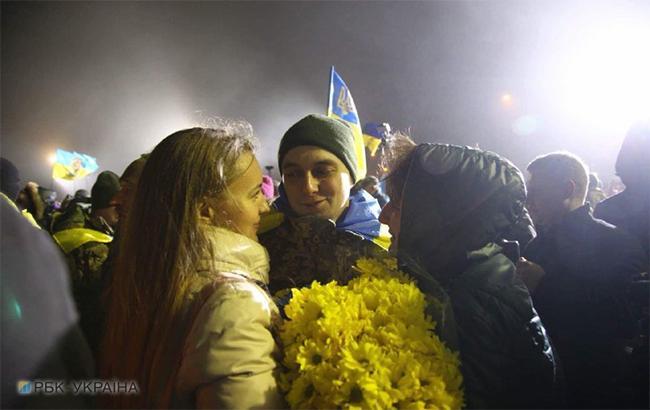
[{"x1": 380, "y1": 140, "x2": 560, "y2": 409}]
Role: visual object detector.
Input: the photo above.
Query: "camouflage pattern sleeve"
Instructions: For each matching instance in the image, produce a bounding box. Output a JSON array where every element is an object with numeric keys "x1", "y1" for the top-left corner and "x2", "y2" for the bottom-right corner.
[
  {"x1": 259, "y1": 215, "x2": 388, "y2": 294},
  {"x1": 67, "y1": 241, "x2": 111, "y2": 355}
]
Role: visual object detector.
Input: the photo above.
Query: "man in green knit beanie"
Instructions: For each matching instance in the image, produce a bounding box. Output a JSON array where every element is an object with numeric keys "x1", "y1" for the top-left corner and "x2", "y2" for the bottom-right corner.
[
  {"x1": 277, "y1": 114, "x2": 360, "y2": 221},
  {"x1": 259, "y1": 114, "x2": 389, "y2": 294}
]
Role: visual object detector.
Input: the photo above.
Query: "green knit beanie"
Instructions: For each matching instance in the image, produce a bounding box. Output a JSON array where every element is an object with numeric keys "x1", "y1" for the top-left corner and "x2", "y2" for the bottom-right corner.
[
  {"x1": 278, "y1": 114, "x2": 358, "y2": 182},
  {"x1": 91, "y1": 170, "x2": 120, "y2": 210}
]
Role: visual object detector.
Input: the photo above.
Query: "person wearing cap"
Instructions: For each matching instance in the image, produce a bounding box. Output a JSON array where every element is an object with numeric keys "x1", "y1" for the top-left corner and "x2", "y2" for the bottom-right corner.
[
  {"x1": 259, "y1": 114, "x2": 389, "y2": 294},
  {"x1": 109, "y1": 154, "x2": 149, "y2": 228},
  {"x1": 100, "y1": 154, "x2": 150, "y2": 311},
  {"x1": 0, "y1": 158, "x2": 41, "y2": 228},
  {"x1": 51, "y1": 170, "x2": 121, "y2": 357}
]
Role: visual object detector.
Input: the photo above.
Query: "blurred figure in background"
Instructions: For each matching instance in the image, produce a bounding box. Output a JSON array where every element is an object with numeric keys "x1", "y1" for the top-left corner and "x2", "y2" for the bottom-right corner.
[
  {"x1": 100, "y1": 154, "x2": 149, "y2": 281},
  {"x1": 15, "y1": 182, "x2": 46, "y2": 227},
  {"x1": 594, "y1": 122, "x2": 650, "y2": 408},
  {"x1": 1, "y1": 157, "x2": 22, "y2": 201},
  {"x1": 37, "y1": 187, "x2": 59, "y2": 226},
  {"x1": 51, "y1": 170, "x2": 121, "y2": 357},
  {"x1": 522, "y1": 151, "x2": 646, "y2": 408},
  {"x1": 586, "y1": 172, "x2": 607, "y2": 207},
  {"x1": 110, "y1": 154, "x2": 149, "y2": 229},
  {"x1": 261, "y1": 174, "x2": 275, "y2": 201},
  {"x1": 0, "y1": 158, "x2": 40, "y2": 228},
  {"x1": 352, "y1": 175, "x2": 389, "y2": 208},
  {"x1": 595, "y1": 122, "x2": 650, "y2": 264}
]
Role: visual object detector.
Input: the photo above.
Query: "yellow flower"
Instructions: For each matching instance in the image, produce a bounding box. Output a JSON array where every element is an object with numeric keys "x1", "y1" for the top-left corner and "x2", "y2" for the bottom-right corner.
[{"x1": 279, "y1": 256, "x2": 465, "y2": 409}]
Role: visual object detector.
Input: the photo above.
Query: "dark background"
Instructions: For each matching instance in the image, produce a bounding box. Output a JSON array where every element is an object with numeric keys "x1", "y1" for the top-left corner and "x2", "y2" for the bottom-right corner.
[{"x1": 2, "y1": 1, "x2": 649, "y2": 194}]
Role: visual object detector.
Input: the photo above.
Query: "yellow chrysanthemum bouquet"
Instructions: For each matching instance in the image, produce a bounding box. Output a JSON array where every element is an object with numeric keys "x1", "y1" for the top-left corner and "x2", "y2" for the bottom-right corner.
[{"x1": 279, "y1": 257, "x2": 464, "y2": 409}]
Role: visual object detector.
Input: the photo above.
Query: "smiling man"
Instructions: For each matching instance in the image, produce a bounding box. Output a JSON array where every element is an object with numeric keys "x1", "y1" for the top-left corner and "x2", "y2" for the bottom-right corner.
[{"x1": 259, "y1": 114, "x2": 388, "y2": 293}]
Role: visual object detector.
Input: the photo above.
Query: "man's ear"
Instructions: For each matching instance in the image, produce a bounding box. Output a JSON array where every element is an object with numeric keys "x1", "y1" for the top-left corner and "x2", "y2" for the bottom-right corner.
[{"x1": 561, "y1": 179, "x2": 577, "y2": 200}]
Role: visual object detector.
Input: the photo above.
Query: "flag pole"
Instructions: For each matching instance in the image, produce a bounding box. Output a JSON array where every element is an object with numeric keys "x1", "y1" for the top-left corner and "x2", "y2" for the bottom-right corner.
[{"x1": 327, "y1": 66, "x2": 334, "y2": 116}]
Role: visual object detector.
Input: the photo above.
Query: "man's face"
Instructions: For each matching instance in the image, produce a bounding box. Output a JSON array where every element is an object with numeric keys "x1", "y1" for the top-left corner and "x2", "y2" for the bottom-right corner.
[
  {"x1": 525, "y1": 171, "x2": 570, "y2": 230},
  {"x1": 111, "y1": 175, "x2": 137, "y2": 222},
  {"x1": 281, "y1": 146, "x2": 353, "y2": 221}
]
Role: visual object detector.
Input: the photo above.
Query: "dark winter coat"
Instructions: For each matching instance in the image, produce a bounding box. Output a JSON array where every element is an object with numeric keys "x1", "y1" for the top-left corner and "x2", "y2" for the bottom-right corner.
[
  {"x1": 51, "y1": 203, "x2": 114, "y2": 357},
  {"x1": 397, "y1": 143, "x2": 559, "y2": 409},
  {"x1": 594, "y1": 188, "x2": 650, "y2": 268},
  {"x1": 524, "y1": 205, "x2": 647, "y2": 408}
]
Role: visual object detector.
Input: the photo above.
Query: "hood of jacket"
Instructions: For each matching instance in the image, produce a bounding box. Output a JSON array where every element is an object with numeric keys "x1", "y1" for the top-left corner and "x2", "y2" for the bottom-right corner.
[
  {"x1": 197, "y1": 224, "x2": 270, "y2": 285},
  {"x1": 398, "y1": 144, "x2": 534, "y2": 285}
]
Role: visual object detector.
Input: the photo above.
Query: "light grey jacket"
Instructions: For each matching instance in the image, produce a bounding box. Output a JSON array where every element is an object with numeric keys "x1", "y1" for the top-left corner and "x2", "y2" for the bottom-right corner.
[{"x1": 173, "y1": 225, "x2": 284, "y2": 409}]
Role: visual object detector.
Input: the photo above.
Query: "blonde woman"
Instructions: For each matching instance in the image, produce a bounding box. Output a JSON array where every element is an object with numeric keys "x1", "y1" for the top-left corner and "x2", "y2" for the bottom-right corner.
[{"x1": 100, "y1": 123, "x2": 284, "y2": 408}]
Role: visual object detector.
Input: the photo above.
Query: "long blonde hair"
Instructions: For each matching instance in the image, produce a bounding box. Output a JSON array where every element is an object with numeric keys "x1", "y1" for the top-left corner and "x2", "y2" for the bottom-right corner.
[{"x1": 100, "y1": 123, "x2": 255, "y2": 408}]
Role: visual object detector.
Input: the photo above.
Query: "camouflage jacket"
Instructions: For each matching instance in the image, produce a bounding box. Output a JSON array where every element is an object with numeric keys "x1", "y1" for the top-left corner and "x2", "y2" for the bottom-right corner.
[
  {"x1": 52, "y1": 205, "x2": 114, "y2": 282},
  {"x1": 51, "y1": 205, "x2": 113, "y2": 355},
  {"x1": 259, "y1": 215, "x2": 388, "y2": 294}
]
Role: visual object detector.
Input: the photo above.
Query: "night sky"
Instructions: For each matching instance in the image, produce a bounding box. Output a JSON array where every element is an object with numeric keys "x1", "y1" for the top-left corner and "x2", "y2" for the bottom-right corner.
[{"x1": 2, "y1": 1, "x2": 649, "y2": 194}]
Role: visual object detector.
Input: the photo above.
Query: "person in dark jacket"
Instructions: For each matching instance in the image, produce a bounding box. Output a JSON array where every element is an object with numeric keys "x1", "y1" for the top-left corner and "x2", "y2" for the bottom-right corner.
[
  {"x1": 51, "y1": 170, "x2": 121, "y2": 357},
  {"x1": 380, "y1": 141, "x2": 558, "y2": 409},
  {"x1": 1, "y1": 157, "x2": 21, "y2": 201},
  {"x1": 594, "y1": 122, "x2": 650, "y2": 266},
  {"x1": 594, "y1": 123, "x2": 650, "y2": 409},
  {"x1": 522, "y1": 151, "x2": 647, "y2": 408}
]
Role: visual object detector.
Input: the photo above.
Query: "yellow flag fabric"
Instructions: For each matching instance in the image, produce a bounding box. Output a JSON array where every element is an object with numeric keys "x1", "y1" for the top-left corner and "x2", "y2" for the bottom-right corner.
[
  {"x1": 51, "y1": 148, "x2": 98, "y2": 181},
  {"x1": 363, "y1": 133, "x2": 383, "y2": 157},
  {"x1": 327, "y1": 67, "x2": 367, "y2": 180},
  {"x1": 373, "y1": 223, "x2": 392, "y2": 250},
  {"x1": 52, "y1": 228, "x2": 112, "y2": 254}
]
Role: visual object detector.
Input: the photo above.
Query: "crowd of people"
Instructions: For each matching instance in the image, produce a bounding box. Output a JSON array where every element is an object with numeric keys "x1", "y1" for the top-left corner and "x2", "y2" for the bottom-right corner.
[{"x1": 1, "y1": 115, "x2": 648, "y2": 409}]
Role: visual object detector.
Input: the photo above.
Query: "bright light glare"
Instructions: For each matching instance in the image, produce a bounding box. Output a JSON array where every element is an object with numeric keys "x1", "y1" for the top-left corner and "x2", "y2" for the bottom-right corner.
[
  {"x1": 47, "y1": 153, "x2": 57, "y2": 165},
  {"x1": 554, "y1": 20, "x2": 650, "y2": 134},
  {"x1": 512, "y1": 115, "x2": 539, "y2": 136},
  {"x1": 501, "y1": 93, "x2": 514, "y2": 107}
]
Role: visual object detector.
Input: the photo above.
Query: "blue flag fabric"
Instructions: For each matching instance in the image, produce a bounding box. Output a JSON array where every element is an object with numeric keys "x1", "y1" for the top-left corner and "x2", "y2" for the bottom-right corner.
[
  {"x1": 52, "y1": 149, "x2": 99, "y2": 181},
  {"x1": 327, "y1": 66, "x2": 367, "y2": 180},
  {"x1": 329, "y1": 69, "x2": 361, "y2": 124}
]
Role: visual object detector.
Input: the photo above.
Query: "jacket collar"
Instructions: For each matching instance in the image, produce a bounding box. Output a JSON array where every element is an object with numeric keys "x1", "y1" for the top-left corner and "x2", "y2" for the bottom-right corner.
[
  {"x1": 335, "y1": 190, "x2": 382, "y2": 240},
  {"x1": 198, "y1": 224, "x2": 270, "y2": 284},
  {"x1": 274, "y1": 183, "x2": 382, "y2": 240},
  {"x1": 537, "y1": 204, "x2": 592, "y2": 239}
]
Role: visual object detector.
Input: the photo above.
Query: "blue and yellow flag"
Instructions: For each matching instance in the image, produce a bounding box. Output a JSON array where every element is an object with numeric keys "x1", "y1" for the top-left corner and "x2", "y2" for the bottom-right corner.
[
  {"x1": 362, "y1": 122, "x2": 391, "y2": 157},
  {"x1": 52, "y1": 149, "x2": 99, "y2": 181},
  {"x1": 327, "y1": 67, "x2": 367, "y2": 180}
]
